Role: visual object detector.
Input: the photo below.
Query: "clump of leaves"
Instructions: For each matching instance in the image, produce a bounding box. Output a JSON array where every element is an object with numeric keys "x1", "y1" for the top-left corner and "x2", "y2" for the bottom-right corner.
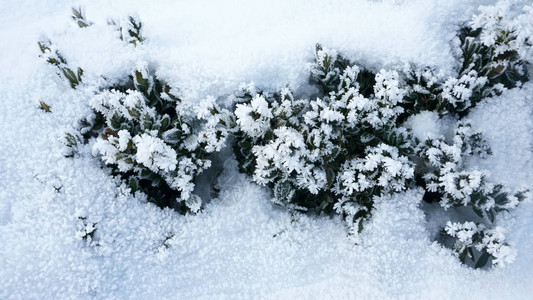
[
  {"x1": 71, "y1": 7, "x2": 93, "y2": 28},
  {"x1": 108, "y1": 16, "x2": 145, "y2": 46},
  {"x1": 234, "y1": 45, "x2": 414, "y2": 229},
  {"x1": 401, "y1": 3, "x2": 529, "y2": 119},
  {"x1": 233, "y1": 1, "x2": 531, "y2": 268},
  {"x1": 38, "y1": 39, "x2": 83, "y2": 89},
  {"x1": 80, "y1": 62, "x2": 233, "y2": 212},
  {"x1": 40, "y1": 10, "x2": 233, "y2": 213}
]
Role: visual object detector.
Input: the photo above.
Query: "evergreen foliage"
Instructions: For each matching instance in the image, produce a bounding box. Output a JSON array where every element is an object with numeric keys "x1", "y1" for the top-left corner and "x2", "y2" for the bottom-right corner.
[
  {"x1": 402, "y1": 6, "x2": 529, "y2": 118},
  {"x1": 233, "y1": 3, "x2": 532, "y2": 267},
  {"x1": 38, "y1": 39, "x2": 83, "y2": 89},
  {"x1": 82, "y1": 63, "x2": 233, "y2": 212},
  {"x1": 107, "y1": 16, "x2": 145, "y2": 46},
  {"x1": 39, "y1": 1, "x2": 532, "y2": 268},
  {"x1": 71, "y1": 7, "x2": 93, "y2": 28},
  {"x1": 41, "y1": 12, "x2": 233, "y2": 213}
]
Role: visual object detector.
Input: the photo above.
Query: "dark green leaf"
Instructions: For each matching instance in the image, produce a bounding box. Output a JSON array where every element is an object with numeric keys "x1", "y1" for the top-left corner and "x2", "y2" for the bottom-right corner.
[
  {"x1": 474, "y1": 251, "x2": 491, "y2": 269},
  {"x1": 129, "y1": 178, "x2": 138, "y2": 192},
  {"x1": 325, "y1": 167, "x2": 335, "y2": 186},
  {"x1": 160, "y1": 114, "x2": 170, "y2": 131},
  {"x1": 62, "y1": 67, "x2": 79, "y2": 88}
]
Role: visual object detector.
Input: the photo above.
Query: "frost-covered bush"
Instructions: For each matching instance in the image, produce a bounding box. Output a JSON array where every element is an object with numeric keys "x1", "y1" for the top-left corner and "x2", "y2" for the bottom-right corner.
[
  {"x1": 41, "y1": 10, "x2": 234, "y2": 212},
  {"x1": 444, "y1": 222, "x2": 517, "y2": 268},
  {"x1": 38, "y1": 2, "x2": 532, "y2": 268},
  {"x1": 417, "y1": 122, "x2": 527, "y2": 218},
  {"x1": 234, "y1": 1, "x2": 532, "y2": 268},
  {"x1": 402, "y1": 0, "x2": 530, "y2": 118},
  {"x1": 234, "y1": 52, "x2": 416, "y2": 230},
  {"x1": 81, "y1": 65, "x2": 233, "y2": 212},
  {"x1": 416, "y1": 121, "x2": 530, "y2": 266}
]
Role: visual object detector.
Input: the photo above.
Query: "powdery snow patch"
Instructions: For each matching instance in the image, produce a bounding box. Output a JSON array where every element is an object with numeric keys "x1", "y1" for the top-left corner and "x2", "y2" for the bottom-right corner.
[
  {"x1": 468, "y1": 82, "x2": 533, "y2": 189},
  {"x1": 404, "y1": 110, "x2": 455, "y2": 141}
]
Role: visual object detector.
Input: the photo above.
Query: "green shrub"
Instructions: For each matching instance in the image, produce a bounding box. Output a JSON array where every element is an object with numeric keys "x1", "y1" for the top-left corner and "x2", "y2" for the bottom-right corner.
[
  {"x1": 233, "y1": 1, "x2": 531, "y2": 267},
  {"x1": 41, "y1": 12, "x2": 234, "y2": 213},
  {"x1": 40, "y1": 1, "x2": 532, "y2": 268}
]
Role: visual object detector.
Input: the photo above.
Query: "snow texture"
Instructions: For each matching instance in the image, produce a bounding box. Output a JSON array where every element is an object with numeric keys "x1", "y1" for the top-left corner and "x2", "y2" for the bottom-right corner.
[{"x1": 1, "y1": 0, "x2": 533, "y2": 299}]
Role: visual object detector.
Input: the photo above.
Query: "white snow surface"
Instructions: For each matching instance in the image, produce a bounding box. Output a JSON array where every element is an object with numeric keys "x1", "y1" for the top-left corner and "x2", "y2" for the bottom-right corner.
[{"x1": 1, "y1": 0, "x2": 533, "y2": 299}]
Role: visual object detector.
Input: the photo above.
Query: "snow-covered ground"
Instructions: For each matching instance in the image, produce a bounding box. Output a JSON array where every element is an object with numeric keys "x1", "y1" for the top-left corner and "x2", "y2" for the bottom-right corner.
[{"x1": 1, "y1": 0, "x2": 532, "y2": 298}]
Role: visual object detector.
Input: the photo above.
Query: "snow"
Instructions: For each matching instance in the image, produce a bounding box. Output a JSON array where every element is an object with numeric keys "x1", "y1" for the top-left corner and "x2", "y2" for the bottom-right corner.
[
  {"x1": 468, "y1": 83, "x2": 533, "y2": 189},
  {"x1": 1, "y1": 0, "x2": 533, "y2": 299},
  {"x1": 404, "y1": 111, "x2": 447, "y2": 141}
]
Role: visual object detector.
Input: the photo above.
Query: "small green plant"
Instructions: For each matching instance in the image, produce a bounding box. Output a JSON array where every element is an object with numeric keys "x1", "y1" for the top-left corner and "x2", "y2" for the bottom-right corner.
[
  {"x1": 38, "y1": 39, "x2": 83, "y2": 89},
  {"x1": 107, "y1": 16, "x2": 144, "y2": 46},
  {"x1": 80, "y1": 63, "x2": 233, "y2": 212},
  {"x1": 71, "y1": 7, "x2": 93, "y2": 28},
  {"x1": 40, "y1": 10, "x2": 234, "y2": 213},
  {"x1": 402, "y1": 17, "x2": 528, "y2": 118}
]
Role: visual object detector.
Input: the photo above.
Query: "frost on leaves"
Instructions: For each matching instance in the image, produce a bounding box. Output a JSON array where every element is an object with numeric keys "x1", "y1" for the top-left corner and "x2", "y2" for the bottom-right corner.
[
  {"x1": 233, "y1": 1, "x2": 531, "y2": 267},
  {"x1": 82, "y1": 63, "x2": 233, "y2": 212}
]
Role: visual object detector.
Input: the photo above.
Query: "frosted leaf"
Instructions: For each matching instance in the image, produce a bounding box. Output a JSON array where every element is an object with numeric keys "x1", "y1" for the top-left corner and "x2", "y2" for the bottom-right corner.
[
  {"x1": 133, "y1": 133, "x2": 178, "y2": 173},
  {"x1": 235, "y1": 95, "x2": 273, "y2": 138}
]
